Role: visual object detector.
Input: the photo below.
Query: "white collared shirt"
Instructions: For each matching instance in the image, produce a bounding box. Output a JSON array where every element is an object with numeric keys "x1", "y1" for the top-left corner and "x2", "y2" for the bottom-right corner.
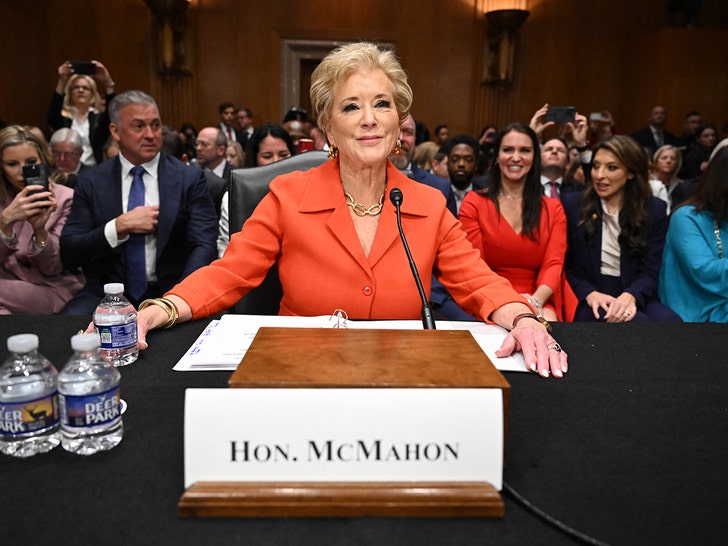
[
  {"x1": 212, "y1": 159, "x2": 227, "y2": 179},
  {"x1": 103, "y1": 152, "x2": 161, "y2": 282},
  {"x1": 540, "y1": 175, "x2": 563, "y2": 198}
]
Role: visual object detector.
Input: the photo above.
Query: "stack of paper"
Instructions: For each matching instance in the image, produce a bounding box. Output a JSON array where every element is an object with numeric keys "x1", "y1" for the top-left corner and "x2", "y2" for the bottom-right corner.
[{"x1": 172, "y1": 315, "x2": 527, "y2": 373}]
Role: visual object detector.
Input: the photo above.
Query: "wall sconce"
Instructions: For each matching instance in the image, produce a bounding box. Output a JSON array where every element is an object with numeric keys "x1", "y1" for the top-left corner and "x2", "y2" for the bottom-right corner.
[
  {"x1": 482, "y1": 3, "x2": 530, "y2": 85},
  {"x1": 144, "y1": 0, "x2": 193, "y2": 77}
]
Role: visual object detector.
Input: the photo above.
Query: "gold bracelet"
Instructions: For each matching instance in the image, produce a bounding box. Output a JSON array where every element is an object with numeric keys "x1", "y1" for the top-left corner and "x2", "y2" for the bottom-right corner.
[{"x1": 139, "y1": 297, "x2": 179, "y2": 329}]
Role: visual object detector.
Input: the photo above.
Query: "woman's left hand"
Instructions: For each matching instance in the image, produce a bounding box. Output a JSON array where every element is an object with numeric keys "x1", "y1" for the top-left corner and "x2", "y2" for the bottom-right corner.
[{"x1": 496, "y1": 322, "x2": 568, "y2": 378}]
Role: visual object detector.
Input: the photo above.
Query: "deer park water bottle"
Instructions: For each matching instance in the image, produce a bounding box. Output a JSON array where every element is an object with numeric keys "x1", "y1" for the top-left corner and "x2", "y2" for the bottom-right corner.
[
  {"x1": 94, "y1": 283, "x2": 138, "y2": 366},
  {"x1": 58, "y1": 333, "x2": 123, "y2": 455},
  {"x1": 0, "y1": 334, "x2": 60, "y2": 457}
]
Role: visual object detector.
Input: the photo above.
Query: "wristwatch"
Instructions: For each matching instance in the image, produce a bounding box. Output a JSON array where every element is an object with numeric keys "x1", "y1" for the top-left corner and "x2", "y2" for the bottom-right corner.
[{"x1": 511, "y1": 312, "x2": 552, "y2": 333}]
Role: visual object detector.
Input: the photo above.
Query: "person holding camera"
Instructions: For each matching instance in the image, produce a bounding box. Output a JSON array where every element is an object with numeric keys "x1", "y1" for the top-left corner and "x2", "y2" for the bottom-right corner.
[
  {"x1": 47, "y1": 60, "x2": 116, "y2": 167},
  {"x1": 0, "y1": 125, "x2": 84, "y2": 313}
]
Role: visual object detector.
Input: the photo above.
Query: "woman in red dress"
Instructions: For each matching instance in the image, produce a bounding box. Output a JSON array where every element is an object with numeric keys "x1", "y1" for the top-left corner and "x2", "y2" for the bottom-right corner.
[{"x1": 459, "y1": 123, "x2": 567, "y2": 321}]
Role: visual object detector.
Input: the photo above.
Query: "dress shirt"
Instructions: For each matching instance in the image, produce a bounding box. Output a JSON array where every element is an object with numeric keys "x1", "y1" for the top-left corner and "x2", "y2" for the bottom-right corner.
[
  {"x1": 600, "y1": 202, "x2": 621, "y2": 277},
  {"x1": 212, "y1": 160, "x2": 227, "y2": 179},
  {"x1": 540, "y1": 175, "x2": 562, "y2": 198},
  {"x1": 220, "y1": 123, "x2": 236, "y2": 142},
  {"x1": 71, "y1": 115, "x2": 96, "y2": 166},
  {"x1": 103, "y1": 152, "x2": 160, "y2": 282},
  {"x1": 452, "y1": 183, "x2": 473, "y2": 213}
]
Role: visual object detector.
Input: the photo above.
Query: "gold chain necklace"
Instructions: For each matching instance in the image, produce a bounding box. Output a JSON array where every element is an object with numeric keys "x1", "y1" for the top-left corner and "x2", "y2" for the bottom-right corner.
[{"x1": 344, "y1": 187, "x2": 386, "y2": 216}]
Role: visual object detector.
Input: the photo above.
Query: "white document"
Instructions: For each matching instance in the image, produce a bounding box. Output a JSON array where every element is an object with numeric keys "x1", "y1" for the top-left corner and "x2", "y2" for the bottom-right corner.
[
  {"x1": 184, "y1": 388, "x2": 504, "y2": 490},
  {"x1": 173, "y1": 314, "x2": 527, "y2": 373}
]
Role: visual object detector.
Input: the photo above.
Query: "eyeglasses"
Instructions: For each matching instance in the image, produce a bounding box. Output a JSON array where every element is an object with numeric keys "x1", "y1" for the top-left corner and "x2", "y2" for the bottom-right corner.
[
  {"x1": 52, "y1": 150, "x2": 82, "y2": 158},
  {"x1": 71, "y1": 85, "x2": 91, "y2": 92}
]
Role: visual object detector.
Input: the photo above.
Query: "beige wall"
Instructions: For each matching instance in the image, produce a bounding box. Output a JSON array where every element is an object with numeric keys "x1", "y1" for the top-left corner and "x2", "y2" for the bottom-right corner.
[{"x1": 1, "y1": 0, "x2": 726, "y2": 140}]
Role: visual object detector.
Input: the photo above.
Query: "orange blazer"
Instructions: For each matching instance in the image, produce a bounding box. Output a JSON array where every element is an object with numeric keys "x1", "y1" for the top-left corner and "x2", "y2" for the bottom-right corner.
[{"x1": 169, "y1": 159, "x2": 524, "y2": 321}]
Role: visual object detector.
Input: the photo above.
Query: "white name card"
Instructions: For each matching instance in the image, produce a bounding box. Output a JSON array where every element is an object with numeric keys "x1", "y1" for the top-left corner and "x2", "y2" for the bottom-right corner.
[{"x1": 184, "y1": 388, "x2": 503, "y2": 490}]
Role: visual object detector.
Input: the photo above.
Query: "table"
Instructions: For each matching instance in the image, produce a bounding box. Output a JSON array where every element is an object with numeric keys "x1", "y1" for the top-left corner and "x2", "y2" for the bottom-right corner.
[{"x1": 1, "y1": 316, "x2": 726, "y2": 545}]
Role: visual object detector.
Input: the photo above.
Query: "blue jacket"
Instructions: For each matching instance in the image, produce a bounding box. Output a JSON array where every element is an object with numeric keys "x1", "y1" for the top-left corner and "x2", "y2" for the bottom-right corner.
[{"x1": 659, "y1": 205, "x2": 728, "y2": 322}]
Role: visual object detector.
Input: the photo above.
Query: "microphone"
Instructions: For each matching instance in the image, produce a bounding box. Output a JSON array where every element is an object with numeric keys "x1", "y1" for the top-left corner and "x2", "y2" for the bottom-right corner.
[{"x1": 389, "y1": 188, "x2": 436, "y2": 330}]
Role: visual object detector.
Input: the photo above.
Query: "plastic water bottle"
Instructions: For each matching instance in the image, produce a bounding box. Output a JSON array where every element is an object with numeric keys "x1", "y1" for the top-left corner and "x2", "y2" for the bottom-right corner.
[
  {"x1": 94, "y1": 282, "x2": 138, "y2": 366},
  {"x1": 58, "y1": 333, "x2": 123, "y2": 455},
  {"x1": 0, "y1": 334, "x2": 61, "y2": 457}
]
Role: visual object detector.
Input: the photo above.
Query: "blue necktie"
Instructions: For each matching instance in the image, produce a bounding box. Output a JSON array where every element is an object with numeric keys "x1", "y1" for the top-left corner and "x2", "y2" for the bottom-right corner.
[{"x1": 126, "y1": 166, "x2": 147, "y2": 301}]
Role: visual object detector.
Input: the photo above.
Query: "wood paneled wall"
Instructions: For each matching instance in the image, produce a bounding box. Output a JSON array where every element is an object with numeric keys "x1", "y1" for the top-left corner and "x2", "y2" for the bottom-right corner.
[{"x1": 1, "y1": 0, "x2": 726, "y2": 140}]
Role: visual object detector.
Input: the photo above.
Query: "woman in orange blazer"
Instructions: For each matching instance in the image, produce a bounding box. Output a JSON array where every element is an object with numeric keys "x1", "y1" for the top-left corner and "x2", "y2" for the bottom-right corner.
[{"x1": 137, "y1": 42, "x2": 569, "y2": 378}]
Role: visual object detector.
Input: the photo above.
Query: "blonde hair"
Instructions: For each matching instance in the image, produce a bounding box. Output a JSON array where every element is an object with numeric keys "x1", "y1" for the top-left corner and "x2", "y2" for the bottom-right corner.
[
  {"x1": 310, "y1": 42, "x2": 412, "y2": 140},
  {"x1": 62, "y1": 74, "x2": 103, "y2": 118},
  {"x1": 0, "y1": 125, "x2": 52, "y2": 204},
  {"x1": 652, "y1": 144, "x2": 682, "y2": 178},
  {"x1": 413, "y1": 141, "x2": 439, "y2": 170}
]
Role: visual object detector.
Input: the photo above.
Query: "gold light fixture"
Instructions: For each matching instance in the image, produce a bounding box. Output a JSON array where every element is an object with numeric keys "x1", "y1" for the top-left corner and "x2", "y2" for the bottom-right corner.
[
  {"x1": 144, "y1": 0, "x2": 193, "y2": 76},
  {"x1": 482, "y1": 1, "x2": 530, "y2": 85}
]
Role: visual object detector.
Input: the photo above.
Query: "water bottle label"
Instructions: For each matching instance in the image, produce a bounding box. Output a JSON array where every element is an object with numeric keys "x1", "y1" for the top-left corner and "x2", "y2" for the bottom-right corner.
[
  {"x1": 0, "y1": 392, "x2": 59, "y2": 437},
  {"x1": 59, "y1": 385, "x2": 122, "y2": 430},
  {"x1": 96, "y1": 322, "x2": 138, "y2": 349}
]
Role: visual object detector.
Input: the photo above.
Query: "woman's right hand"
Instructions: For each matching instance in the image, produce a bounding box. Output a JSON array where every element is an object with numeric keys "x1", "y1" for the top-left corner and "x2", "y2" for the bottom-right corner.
[
  {"x1": 529, "y1": 103, "x2": 554, "y2": 137},
  {"x1": 0, "y1": 186, "x2": 54, "y2": 235},
  {"x1": 56, "y1": 61, "x2": 72, "y2": 93},
  {"x1": 585, "y1": 290, "x2": 615, "y2": 320}
]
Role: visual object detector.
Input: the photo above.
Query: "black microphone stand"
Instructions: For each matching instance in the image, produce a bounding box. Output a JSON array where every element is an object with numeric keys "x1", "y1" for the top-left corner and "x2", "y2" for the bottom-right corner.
[{"x1": 389, "y1": 188, "x2": 436, "y2": 330}]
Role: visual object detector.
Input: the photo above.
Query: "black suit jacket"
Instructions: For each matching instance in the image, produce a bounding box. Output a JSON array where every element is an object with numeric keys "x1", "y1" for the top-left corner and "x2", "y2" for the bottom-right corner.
[
  {"x1": 411, "y1": 165, "x2": 457, "y2": 216},
  {"x1": 562, "y1": 191, "x2": 668, "y2": 307},
  {"x1": 60, "y1": 153, "x2": 218, "y2": 302},
  {"x1": 203, "y1": 168, "x2": 228, "y2": 218},
  {"x1": 631, "y1": 126, "x2": 676, "y2": 155}
]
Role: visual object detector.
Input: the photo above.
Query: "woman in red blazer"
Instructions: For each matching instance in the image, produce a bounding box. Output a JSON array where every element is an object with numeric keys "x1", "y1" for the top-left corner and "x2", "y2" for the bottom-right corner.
[{"x1": 137, "y1": 42, "x2": 568, "y2": 378}]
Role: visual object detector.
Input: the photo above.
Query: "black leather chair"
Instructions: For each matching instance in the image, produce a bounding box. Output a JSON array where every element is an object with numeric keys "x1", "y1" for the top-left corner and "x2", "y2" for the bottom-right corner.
[{"x1": 227, "y1": 151, "x2": 329, "y2": 314}]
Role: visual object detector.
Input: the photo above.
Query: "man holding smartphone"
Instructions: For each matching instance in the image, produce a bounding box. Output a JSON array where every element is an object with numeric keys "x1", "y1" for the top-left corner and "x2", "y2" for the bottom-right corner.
[{"x1": 59, "y1": 90, "x2": 218, "y2": 314}]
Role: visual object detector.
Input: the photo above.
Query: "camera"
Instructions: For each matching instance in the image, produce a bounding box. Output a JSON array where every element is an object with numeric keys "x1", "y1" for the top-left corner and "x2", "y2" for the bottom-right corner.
[
  {"x1": 23, "y1": 164, "x2": 49, "y2": 196},
  {"x1": 545, "y1": 106, "x2": 576, "y2": 124},
  {"x1": 70, "y1": 61, "x2": 97, "y2": 75},
  {"x1": 590, "y1": 112, "x2": 604, "y2": 122}
]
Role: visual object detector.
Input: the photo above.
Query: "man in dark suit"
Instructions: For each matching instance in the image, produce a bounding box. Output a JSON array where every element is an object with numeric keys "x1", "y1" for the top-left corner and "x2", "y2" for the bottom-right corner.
[
  {"x1": 389, "y1": 114, "x2": 457, "y2": 216},
  {"x1": 631, "y1": 105, "x2": 676, "y2": 156},
  {"x1": 60, "y1": 90, "x2": 218, "y2": 314},
  {"x1": 540, "y1": 137, "x2": 585, "y2": 199},
  {"x1": 218, "y1": 102, "x2": 245, "y2": 145},
  {"x1": 443, "y1": 134, "x2": 488, "y2": 214},
  {"x1": 235, "y1": 107, "x2": 254, "y2": 151},
  {"x1": 196, "y1": 126, "x2": 233, "y2": 181},
  {"x1": 390, "y1": 115, "x2": 472, "y2": 321}
]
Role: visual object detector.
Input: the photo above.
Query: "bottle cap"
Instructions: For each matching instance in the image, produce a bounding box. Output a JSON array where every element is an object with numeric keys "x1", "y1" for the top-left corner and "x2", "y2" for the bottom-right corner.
[
  {"x1": 71, "y1": 333, "x2": 102, "y2": 352},
  {"x1": 103, "y1": 283, "x2": 125, "y2": 294},
  {"x1": 7, "y1": 333, "x2": 39, "y2": 353}
]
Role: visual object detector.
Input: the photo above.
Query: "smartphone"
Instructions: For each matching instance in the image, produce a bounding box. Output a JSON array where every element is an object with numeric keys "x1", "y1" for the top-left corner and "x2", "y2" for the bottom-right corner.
[
  {"x1": 23, "y1": 164, "x2": 49, "y2": 196},
  {"x1": 545, "y1": 106, "x2": 576, "y2": 124},
  {"x1": 70, "y1": 61, "x2": 97, "y2": 75},
  {"x1": 297, "y1": 138, "x2": 314, "y2": 153}
]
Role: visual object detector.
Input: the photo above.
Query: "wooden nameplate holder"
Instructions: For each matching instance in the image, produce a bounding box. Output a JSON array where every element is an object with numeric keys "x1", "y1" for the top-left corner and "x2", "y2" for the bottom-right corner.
[{"x1": 178, "y1": 327, "x2": 510, "y2": 518}]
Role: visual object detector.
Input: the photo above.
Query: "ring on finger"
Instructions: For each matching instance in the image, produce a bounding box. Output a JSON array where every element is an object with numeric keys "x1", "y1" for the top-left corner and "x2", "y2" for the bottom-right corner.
[
  {"x1": 624, "y1": 310, "x2": 632, "y2": 317},
  {"x1": 547, "y1": 342, "x2": 562, "y2": 352}
]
